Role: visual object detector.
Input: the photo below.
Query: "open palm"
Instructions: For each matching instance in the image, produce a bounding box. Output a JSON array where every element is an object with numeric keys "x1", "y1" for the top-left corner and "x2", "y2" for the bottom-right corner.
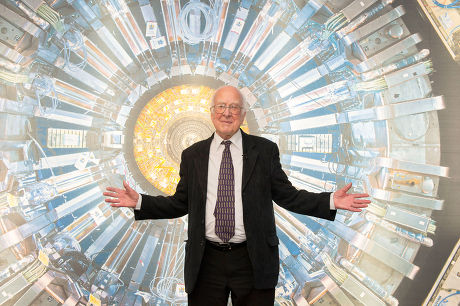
[
  {"x1": 103, "y1": 180, "x2": 139, "y2": 208},
  {"x1": 333, "y1": 183, "x2": 370, "y2": 212}
]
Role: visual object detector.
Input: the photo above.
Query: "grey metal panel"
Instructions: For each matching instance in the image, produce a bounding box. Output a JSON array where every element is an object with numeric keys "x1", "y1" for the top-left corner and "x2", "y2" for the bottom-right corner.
[
  {"x1": 320, "y1": 274, "x2": 355, "y2": 306},
  {"x1": 371, "y1": 188, "x2": 444, "y2": 210},
  {"x1": 0, "y1": 17, "x2": 26, "y2": 47},
  {"x1": 325, "y1": 221, "x2": 419, "y2": 279},
  {"x1": 0, "y1": 3, "x2": 42, "y2": 37},
  {"x1": 375, "y1": 157, "x2": 449, "y2": 177},
  {"x1": 0, "y1": 273, "x2": 30, "y2": 304},
  {"x1": 341, "y1": 0, "x2": 379, "y2": 21},
  {"x1": 343, "y1": 6, "x2": 405, "y2": 44},
  {"x1": 55, "y1": 187, "x2": 100, "y2": 219},
  {"x1": 0, "y1": 228, "x2": 24, "y2": 253},
  {"x1": 383, "y1": 62, "x2": 431, "y2": 87},
  {"x1": 0, "y1": 97, "x2": 35, "y2": 115},
  {"x1": 0, "y1": 41, "x2": 24, "y2": 63},
  {"x1": 385, "y1": 205, "x2": 431, "y2": 232},
  {"x1": 13, "y1": 271, "x2": 55, "y2": 306},
  {"x1": 21, "y1": 0, "x2": 44, "y2": 11},
  {"x1": 356, "y1": 34, "x2": 422, "y2": 72},
  {"x1": 345, "y1": 96, "x2": 445, "y2": 122},
  {"x1": 341, "y1": 275, "x2": 386, "y2": 306},
  {"x1": 95, "y1": 27, "x2": 133, "y2": 67},
  {"x1": 0, "y1": 189, "x2": 101, "y2": 252},
  {"x1": 18, "y1": 213, "x2": 53, "y2": 237}
]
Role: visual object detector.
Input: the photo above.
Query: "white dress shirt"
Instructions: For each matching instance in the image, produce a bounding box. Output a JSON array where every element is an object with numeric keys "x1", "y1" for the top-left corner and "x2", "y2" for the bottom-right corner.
[
  {"x1": 205, "y1": 130, "x2": 245, "y2": 243},
  {"x1": 135, "y1": 130, "x2": 336, "y2": 242}
]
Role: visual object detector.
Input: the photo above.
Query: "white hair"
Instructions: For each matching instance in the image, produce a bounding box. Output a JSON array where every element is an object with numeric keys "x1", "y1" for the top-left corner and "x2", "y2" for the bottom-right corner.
[{"x1": 210, "y1": 85, "x2": 249, "y2": 115}]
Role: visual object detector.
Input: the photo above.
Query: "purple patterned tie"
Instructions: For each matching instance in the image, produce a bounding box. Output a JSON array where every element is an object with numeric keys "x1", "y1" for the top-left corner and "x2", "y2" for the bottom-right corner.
[{"x1": 214, "y1": 140, "x2": 235, "y2": 243}]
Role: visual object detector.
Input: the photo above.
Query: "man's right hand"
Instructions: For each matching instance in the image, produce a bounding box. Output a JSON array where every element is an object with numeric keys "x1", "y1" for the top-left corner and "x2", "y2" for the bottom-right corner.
[{"x1": 103, "y1": 180, "x2": 139, "y2": 208}]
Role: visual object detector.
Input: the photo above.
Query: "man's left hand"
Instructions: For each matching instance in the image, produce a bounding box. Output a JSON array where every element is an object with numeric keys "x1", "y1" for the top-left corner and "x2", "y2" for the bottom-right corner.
[{"x1": 333, "y1": 183, "x2": 370, "y2": 212}]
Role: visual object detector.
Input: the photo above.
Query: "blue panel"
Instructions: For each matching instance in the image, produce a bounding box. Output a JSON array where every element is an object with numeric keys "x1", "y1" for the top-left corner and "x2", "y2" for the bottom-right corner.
[{"x1": 277, "y1": 228, "x2": 300, "y2": 256}]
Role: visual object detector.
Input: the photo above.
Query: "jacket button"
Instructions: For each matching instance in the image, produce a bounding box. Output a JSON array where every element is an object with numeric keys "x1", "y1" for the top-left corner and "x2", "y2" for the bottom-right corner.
[{"x1": 201, "y1": 219, "x2": 204, "y2": 224}]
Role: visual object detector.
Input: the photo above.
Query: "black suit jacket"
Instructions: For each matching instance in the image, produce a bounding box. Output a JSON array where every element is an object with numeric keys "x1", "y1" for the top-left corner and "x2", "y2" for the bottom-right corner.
[{"x1": 134, "y1": 130, "x2": 336, "y2": 293}]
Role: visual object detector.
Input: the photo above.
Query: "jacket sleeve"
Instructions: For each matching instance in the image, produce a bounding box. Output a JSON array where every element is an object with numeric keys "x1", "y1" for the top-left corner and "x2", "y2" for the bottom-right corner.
[
  {"x1": 134, "y1": 150, "x2": 189, "y2": 220},
  {"x1": 270, "y1": 143, "x2": 336, "y2": 221}
]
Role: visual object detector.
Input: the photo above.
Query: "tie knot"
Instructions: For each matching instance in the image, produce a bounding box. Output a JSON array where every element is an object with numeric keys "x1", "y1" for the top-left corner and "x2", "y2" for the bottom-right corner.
[{"x1": 222, "y1": 140, "x2": 232, "y2": 148}]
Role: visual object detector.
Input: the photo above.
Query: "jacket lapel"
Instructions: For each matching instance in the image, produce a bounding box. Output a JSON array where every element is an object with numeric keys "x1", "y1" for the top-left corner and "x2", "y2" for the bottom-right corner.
[
  {"x1": 241, "y1": 130, "x2": 258, "y2": 191},
  {"x1": 195, "y1": 130, "x2": 257, "y2": 193},
  {"x1": 195, "y1": 134, "x2": 213, "y2": 195}
]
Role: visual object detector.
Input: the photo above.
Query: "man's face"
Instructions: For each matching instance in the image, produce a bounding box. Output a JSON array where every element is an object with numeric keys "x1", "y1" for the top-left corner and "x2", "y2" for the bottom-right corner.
[{"x1": 211, "y1": 86, "x2": 246, "y2": 140}]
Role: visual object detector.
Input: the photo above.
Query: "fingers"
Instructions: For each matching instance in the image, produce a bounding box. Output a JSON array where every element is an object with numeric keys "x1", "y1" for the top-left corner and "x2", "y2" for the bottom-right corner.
[
  {"x1": 103, "y1": 191, "x2": 119, "y2": 198},
  {"x1": 354, "y1": 199, "x2": 371, "y2": 204},
  {"x1": 349, "y1": 202, "x2": 368, "y2": 212},
  {"x1": 352, "y1": 193, "x2": 370, "y2": 198},
  {"x1": 105, "y1": 186, "x2": 124, "y2": 193},
  {"x1": 343, "y1": 182, "x2": 352, "y2": 192},
  {"x1": 110, "y1": 202, "x2": 126, "y2": 208},
  {"x1": 123, "y1": 180, "x2": 131, "y2": 191},
  {"x1": 106, "y1": 199, "x2": 135, "y2": 208},
  {"x1": 104, "y1": 197, "x2": 120, "y2": 204},
  {"x1": 342, "y1": 199, "x2": 369, "y2": 212},
  {"x1": 336, "y1": 183, "x2": 352, "y2": 195},
  {"x1": 103, "y1": 182, "x2": 138, "y2": 209},
  {"x1": 334, "y1": 183, "x2": 351, "y2": 197}
]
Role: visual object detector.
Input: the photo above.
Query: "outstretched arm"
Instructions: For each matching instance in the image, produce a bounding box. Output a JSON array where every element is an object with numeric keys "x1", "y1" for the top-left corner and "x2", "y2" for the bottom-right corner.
[
  {"x1": 103, "y1": 150, "x2": 189, "y2": 220},
  {"x1": 333, "y1": 183, "x2": 370, "y2": 212}
]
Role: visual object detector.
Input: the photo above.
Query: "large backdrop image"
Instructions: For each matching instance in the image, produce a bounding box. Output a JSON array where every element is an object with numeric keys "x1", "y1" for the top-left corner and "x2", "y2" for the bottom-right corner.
[{"x1": 0, "y1": 0, "x2": 459, "y2": 305}]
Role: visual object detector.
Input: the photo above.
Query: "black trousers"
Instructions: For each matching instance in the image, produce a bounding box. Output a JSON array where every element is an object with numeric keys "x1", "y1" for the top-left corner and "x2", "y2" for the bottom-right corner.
[{"x1": 188, "y1": 241, "x2": 275, "y2": 306}]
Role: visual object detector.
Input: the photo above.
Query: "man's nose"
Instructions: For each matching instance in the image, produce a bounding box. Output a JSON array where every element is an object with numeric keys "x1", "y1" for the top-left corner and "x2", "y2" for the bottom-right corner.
[{"x1": 222, "y1": 106, "x2": 232, "y2": 116}]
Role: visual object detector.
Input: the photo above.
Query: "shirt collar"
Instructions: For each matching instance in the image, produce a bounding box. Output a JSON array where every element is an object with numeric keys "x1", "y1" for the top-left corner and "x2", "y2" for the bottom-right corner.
[{"x1": 212, "y1": 129, "x2": 242, "y2": 152}]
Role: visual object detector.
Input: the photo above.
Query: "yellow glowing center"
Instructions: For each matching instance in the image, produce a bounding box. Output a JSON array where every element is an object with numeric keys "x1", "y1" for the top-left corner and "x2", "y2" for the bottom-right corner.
[{"x1": 133, "y1": 85, "x2": 215, "y2": 194}]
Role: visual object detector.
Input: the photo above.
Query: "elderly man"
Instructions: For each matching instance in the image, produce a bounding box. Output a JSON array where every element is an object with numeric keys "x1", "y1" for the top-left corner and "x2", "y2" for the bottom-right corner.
[{"x1": 103, "y1": 85, "x2": 370, "y2": 305}]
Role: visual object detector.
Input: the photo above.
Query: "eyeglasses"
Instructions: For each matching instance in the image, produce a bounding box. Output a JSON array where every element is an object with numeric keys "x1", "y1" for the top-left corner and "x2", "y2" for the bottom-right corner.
[{"x1": 211, "y1": 104, "x2": 243, "y2": 115}]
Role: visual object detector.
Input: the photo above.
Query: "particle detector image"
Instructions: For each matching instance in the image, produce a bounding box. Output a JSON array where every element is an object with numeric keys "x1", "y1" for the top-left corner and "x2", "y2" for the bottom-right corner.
[{"x1": 0, "y1": 0, "x2": 459, "y2": 305}]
